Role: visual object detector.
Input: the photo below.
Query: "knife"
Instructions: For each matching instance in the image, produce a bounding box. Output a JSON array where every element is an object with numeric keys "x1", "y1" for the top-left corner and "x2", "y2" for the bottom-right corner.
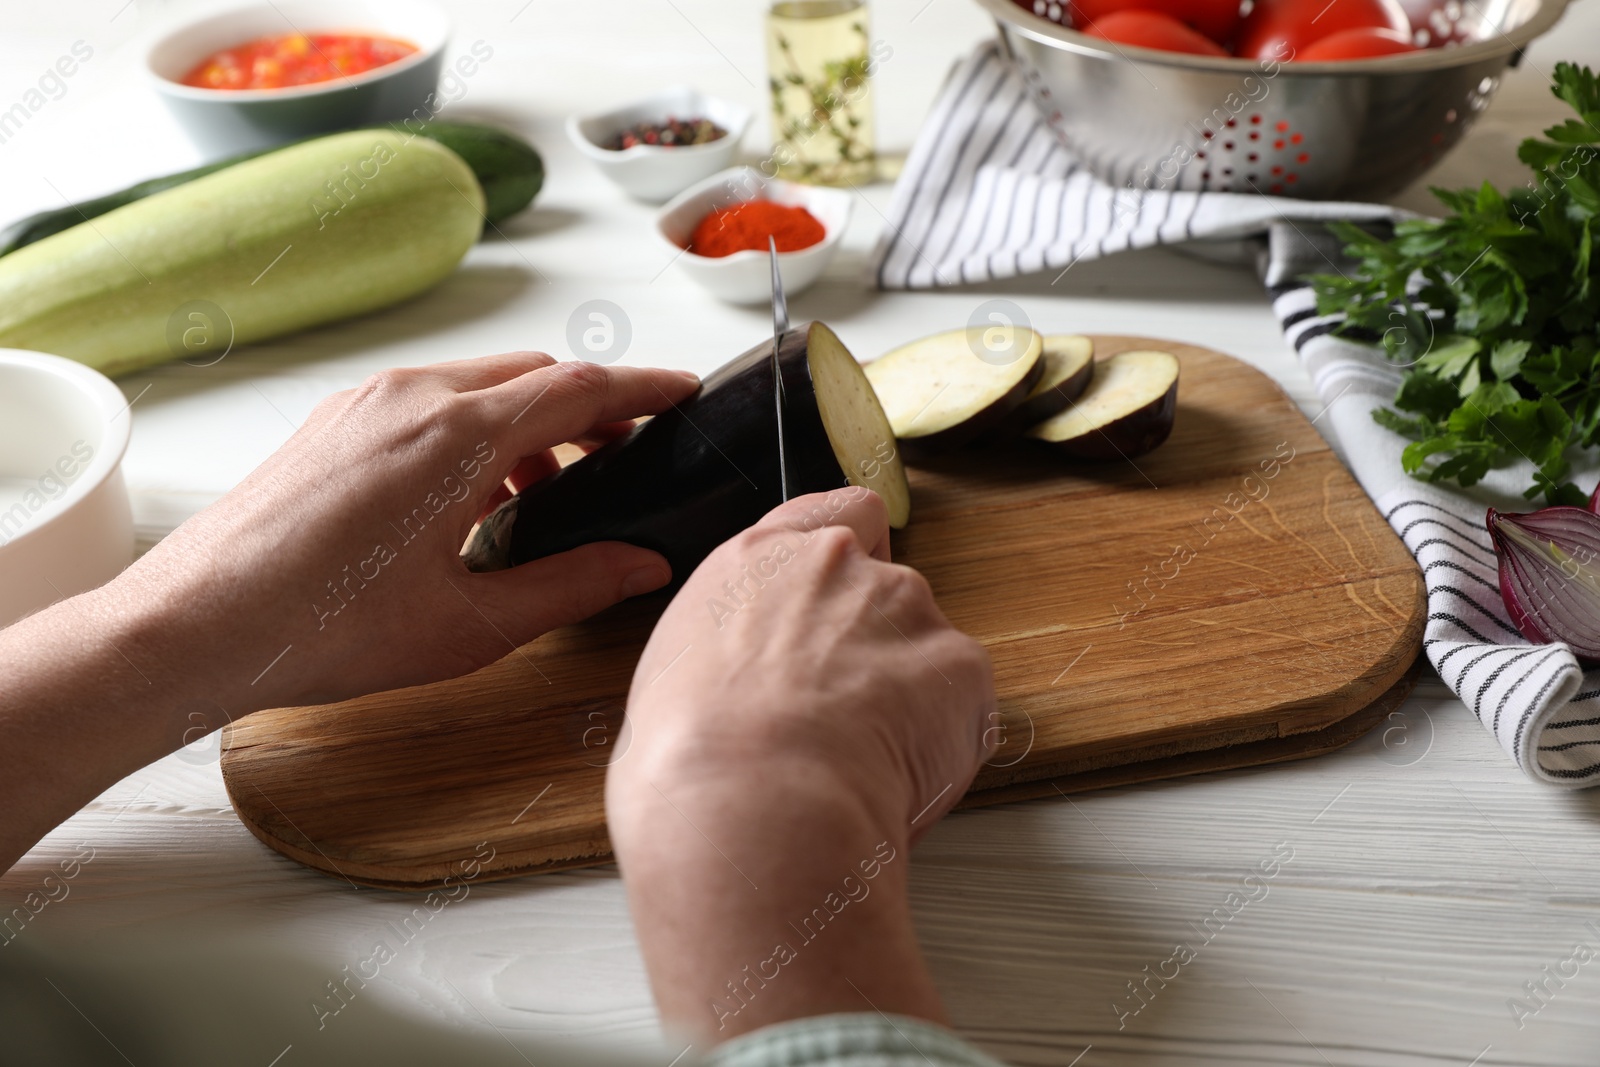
[{"x1": 768, "y1": 235, "x2": 791, "y2": 503}]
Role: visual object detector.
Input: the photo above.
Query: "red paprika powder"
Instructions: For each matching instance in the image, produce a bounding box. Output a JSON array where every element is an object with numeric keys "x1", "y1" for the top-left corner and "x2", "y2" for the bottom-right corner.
[{"x1": 687, "y1": 200, "x2": 826, "y2": 258}]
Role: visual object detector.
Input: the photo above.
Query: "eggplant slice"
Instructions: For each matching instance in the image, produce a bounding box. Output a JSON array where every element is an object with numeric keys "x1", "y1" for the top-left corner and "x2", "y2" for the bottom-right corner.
[
  {"x1": 462, "y1": 321, "x2": 909, "y2": 582},
  {"x1": 1008, "y1": 335, "x2": 1094, "y2": 428},
  {"x1": 809, "y1": 324, "x2": 912, "y2": 527},
  {"x1": 864, "y1": 326, "x2": 1043, "y2": 457},
  {"x1": 1027, "y1": 349, "x2": 1179, "y2": 460}
]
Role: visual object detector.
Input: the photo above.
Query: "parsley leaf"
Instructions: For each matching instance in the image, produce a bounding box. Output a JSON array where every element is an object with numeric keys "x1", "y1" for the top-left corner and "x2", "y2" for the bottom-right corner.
[{"x1": 1311, "y1": 63, "x2": 1600, "y2": 505}]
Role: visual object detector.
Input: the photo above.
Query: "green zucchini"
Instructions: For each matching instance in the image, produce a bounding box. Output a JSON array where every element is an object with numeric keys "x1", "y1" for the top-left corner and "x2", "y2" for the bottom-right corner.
[
  {"x1": 0, "y1": 129, "x2": 485, "y2": 378},
  {"x1": 0, "y1": 121, "x2": 542, "y2": 258}
]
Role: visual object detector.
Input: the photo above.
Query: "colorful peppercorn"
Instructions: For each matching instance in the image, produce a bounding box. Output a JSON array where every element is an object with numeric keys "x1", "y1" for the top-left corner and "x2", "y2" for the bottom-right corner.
[{"x1": 608, "y1": 117, "x2": 727, "y2": 151}]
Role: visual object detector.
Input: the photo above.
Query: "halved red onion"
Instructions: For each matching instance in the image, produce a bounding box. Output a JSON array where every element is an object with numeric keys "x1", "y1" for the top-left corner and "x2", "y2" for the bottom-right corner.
[{"x1": 1487, "y1": 506, "x2": 1600, "y2": 662}]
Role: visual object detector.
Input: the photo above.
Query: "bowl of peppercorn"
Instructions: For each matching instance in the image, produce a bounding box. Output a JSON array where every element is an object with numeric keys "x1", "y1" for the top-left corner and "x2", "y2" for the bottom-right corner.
[
  {"x1": 567, "y1": 85, "x2": 751, "y2": 203},
  {"x1": 656, "y1": 166, "x2": 852, "y2": 304}
]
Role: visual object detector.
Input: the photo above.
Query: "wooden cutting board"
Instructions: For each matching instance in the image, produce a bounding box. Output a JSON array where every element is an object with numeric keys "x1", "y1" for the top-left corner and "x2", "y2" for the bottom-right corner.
[{"x1": 222, "y1": 336, "x2": 1426, "y2": 890}]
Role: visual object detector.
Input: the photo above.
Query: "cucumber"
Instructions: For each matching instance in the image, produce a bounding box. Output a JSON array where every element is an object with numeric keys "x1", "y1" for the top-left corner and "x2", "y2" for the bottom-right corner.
[
  {"x1": 409, "y1": 122, "x2": 542, "y2": 227},
  {"x1": 0, "y1": 159, "x2": 245, "y2": 258},
  {"x1": 0, "y1": 129, "x2": 485, "y2": 378},
  {"x1": 0, "y1": 122, "x2": 542, "y2": 258}
]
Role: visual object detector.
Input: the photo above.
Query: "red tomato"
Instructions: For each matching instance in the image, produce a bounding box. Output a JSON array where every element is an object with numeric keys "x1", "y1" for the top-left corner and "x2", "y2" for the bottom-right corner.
[
  {"x1": 1295, "y1": 26, "x2": 1418, "y2": 58},
  {"x1": 1081, "y1": 10, "x2": 1230, "y2": 55},
  {"x1": 1072, "y1": 0, "x2": 1242, "y2": 46},
  {"x1": 1234, "y1": 0, "x2": 1410, "y2": 60}
]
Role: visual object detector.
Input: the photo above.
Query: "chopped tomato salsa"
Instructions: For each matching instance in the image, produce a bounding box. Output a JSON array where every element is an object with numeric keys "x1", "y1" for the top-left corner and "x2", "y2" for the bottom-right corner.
[{"x1": 180, "y1": 32, "x2": 418, "y2": 90}]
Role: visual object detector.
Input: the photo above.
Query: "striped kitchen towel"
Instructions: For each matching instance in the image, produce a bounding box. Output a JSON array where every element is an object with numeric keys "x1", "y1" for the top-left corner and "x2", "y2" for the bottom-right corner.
[
  {"x1": 870, "y1": 40, "x2": 1399, "y2": 289},
  {"x1": 1264, "y1": 222, "x2": 1600, "y2": 787},
  {"x1": 871, "y1": 41, "x2": 1600, "y2": 786}
]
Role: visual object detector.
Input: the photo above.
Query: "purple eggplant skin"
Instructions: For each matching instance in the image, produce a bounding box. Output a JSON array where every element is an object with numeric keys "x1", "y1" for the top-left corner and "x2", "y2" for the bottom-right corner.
[
  {"x1": 1037, "y1": 380, "x2": 1178, "y2": 461},
  {"x1": 899, "y1": 356, "x2": 1046, "y2": 462},
  {"x1": 463, "y1": 323, "x2": 851, "y2": 586},
  {"x1": 1005, "y1": 356, "x2": 1095, "y2": 433}
]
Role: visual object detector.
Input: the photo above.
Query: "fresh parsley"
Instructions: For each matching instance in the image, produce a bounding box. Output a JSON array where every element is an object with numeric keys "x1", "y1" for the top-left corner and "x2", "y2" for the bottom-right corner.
[{"x1": 1311, "y1": 62, "x2": 1600, "y2": 505}]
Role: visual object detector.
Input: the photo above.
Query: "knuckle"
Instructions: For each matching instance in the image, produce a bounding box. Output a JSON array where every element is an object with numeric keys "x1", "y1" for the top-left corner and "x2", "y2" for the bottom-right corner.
[
  {"x1": 543, "y1": 358, "x2": 612, "y2": 399},
  {"x1": 810, "y1": 524, "x2": 860, "y2": 562},
  {"x1": 726, "y1": 524, "x2": 781, "y2": 561},
  {"x1": 834, "y1": 483, "x2": 884, "y2": 518},
  {"x1": 959, "y1": 640, "x2": 997, "y2": 696},
  {"x1": 309, "y1": 387, "x2": 357, "y2": 420},
  {"x1": 881, "y1": 562, "x2": 934, "y2": 607},
  {"x1": 957, "y1": 632, "x2": 994, "y2": 679},
  {"x1": 354, "y1": 367, "x2": 418, "y2": 400},
  {"x1": 924, "y1": 630, "x2": 992, "y2": 695},
  {"x1": 501, "y1": 349, "x2": 556, "y2": 368},
  {"x1": 816, "y1": 523, "x2": 858, "y2": 550},
  {"x1": 350, "y1": 369, "x2": 462, "y2": 451}
]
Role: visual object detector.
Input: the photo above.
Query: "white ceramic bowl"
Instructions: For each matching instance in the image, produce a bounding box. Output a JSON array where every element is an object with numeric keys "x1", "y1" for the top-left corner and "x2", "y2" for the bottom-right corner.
[
  {"x1": 146, "y1": 0, "x2": 451, "y2": 157},
  {"x1": 567, "y1": 86, "x2": 751, "y2": 204},
  {"x1": 656, "y1": 166, "x2": 853, "y2": 305},
  {"x1": 0, "y1": 351, "x2": 134, "y2": 629}
]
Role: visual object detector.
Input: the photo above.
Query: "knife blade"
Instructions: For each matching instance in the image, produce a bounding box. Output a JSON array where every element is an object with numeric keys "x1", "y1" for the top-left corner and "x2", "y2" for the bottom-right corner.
[{"x1": 768, "y1": 235, "x2": 790, "y2": 503}]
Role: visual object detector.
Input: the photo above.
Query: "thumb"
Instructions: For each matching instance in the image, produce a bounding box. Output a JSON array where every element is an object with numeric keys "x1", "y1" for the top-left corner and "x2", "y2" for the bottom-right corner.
[{"x1": 467, "y1": 541, "x2": 673, "y2": 643}]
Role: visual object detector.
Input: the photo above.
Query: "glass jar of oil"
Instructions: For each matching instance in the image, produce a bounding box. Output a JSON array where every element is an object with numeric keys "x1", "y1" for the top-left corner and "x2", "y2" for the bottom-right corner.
[{"x1": 765, "y1": 0, "x2": 877, "y2": 186}]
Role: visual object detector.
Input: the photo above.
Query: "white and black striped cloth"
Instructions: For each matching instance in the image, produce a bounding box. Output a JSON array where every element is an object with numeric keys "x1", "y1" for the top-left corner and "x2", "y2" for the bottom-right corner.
[
  {"x1": 1264, "y1": 224, "x2": 1600, "y2": 786},
  {"x1": 872, "y1": 43, "x2": 1600, "y2": 786},
  {"x1": 870, "y1": 42, "x2": 1397, "y2": 290}
]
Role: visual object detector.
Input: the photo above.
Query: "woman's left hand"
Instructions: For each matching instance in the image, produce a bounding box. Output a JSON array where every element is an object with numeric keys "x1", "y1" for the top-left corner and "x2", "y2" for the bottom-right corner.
[
  {"x1": 0, "y1": 352, "x2": 698, "y2": 872},
  {"x1": 125, "y1": 353, "x2": 700, "y2": 713}
]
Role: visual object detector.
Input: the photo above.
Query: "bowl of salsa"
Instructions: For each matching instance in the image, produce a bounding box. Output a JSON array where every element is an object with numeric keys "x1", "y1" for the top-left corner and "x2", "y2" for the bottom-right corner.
[
  {"x1": 146, "y1": 0, "x2": 450, "y2": 156},
  {"x1": 179, "y1": 32, "x2": 421, "y2": 92}
]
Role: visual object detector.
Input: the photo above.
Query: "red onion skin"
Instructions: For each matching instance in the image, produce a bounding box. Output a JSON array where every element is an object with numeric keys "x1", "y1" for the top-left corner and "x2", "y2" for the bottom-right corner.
[
  {"x1": 1489, "y1": 508, "x2": 1558, "y2": 645},
  {"x1": 1487, "y1": 505, "x2": 1600, "y2": 664},
  {"x1": 1590, "y1": 482, "x2": 1600, "y2": 514}
]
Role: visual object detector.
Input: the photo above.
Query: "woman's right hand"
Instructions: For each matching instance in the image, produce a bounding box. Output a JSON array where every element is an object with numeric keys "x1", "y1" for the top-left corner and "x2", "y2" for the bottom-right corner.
[{"x1": 606, "y1": 486, "x2": 996, "y2": 1044}]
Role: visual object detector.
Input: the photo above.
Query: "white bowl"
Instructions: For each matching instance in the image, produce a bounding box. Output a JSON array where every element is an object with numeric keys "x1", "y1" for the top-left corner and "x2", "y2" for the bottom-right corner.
[
  {"x1": 146, "y1": 0, "x2": 452, "y2": 157},
  {"x1": 655, "y1": 166, "x2": 853, "y2": 305},
  {"x1": 567, "y1": 86, "x2": 751, "y2": 204},
  {"x1": 0, "y1": 351, "x2": 134, "y2": 628}
]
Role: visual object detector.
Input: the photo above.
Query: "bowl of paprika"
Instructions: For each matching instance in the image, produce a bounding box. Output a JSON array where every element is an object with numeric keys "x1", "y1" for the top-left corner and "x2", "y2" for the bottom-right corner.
[{"x1": 656, "y1": 166, "x2": 852, "y2": 304}]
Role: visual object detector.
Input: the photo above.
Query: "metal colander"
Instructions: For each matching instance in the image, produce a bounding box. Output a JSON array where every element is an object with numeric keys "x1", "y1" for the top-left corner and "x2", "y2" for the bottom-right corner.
[{"x1": 974, "y1": 0, "x2": 1570, "y2": 200}]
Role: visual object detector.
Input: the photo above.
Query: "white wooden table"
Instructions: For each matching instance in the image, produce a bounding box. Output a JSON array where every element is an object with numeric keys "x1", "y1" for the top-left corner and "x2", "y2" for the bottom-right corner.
[{"x1": 4, "y1": 2, "x2": 1600, "y2": 1064}]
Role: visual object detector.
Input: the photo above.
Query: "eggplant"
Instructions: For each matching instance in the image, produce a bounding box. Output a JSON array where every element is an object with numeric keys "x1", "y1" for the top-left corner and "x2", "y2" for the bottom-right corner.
[
  {"x1": 864, "y1": 327, "x2": 1044, "y2": 459},
  {"x1": 1007, "y1": 334, "x2": 1095, "y2": 428},
  {"x1": 1027, "y1": 349, "x2": 1179, "y2": 460},
  {"x1": 463, "y1": 321, "x2": 909, "y2": 581}
]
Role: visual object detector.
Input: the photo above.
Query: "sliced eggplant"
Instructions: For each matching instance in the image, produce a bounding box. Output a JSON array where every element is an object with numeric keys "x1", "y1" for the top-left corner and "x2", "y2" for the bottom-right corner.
[
  {"x1": 463, "y1": 321, "x2": 909, "y2": 582},
  {"x1": 1027, "y1": 349, "x2": 1179, "y2": 460},
  {"x1": 1008, "y1": 335, "x2": 1094, "y2": 428},
  {"x1": 864, "y1": 326, "x2": 1044, "y2": 458}
]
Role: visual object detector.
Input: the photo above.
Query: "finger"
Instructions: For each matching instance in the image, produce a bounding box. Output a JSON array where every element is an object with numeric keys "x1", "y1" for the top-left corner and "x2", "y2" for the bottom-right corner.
[
  {"x1": 910, "y1": 694, "x2": 995, "y2": 849},
  {"x1": 291, "y1": 352, "x2": 563, "y2": 443},
  {"x1": 468, "y1": 424, "x2": 633, "y2": 537},
  {"x1": 464, "y1": 541, "x2": 673, "y2": 643},
  {"x1": 489, "y1": 423, "x2": 635, "y2": 502},
  {"x1": 466, "y1": 451, "x2": 558, "y2": 538},
  {"x1": 477, "y1": 362, "x2": 699, "y2": 458},
  {"x1": 417, "y1": 351, "x2": 558, "y2": 392},
  {"x1": 756, "y1": 486, "x2": 892, "y2": 562},
  {"x1": 505, "y1": 452, "x2": 560, "y2": 494},
  {"x1": 576, "y1": 420, "x2": 638, "y2": 452},
  {"x1": 476, "y1": 482, "x2": 513, "y2": 524}
]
